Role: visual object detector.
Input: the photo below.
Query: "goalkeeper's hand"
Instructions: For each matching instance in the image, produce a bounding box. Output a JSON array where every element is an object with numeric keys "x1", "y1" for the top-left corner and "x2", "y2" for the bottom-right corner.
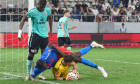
[
  {"x1": 66, "y1": 75, "x2": 74, "y2": 81},
  {"x1": 18, "y1": 29, "x2": 22, "y2": 41}
]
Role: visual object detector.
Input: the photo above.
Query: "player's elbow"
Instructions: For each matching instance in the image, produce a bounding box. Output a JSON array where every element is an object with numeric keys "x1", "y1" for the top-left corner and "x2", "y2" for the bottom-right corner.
[{"x1": 54, "y1": 77, "x2": 57, "y2": 80}]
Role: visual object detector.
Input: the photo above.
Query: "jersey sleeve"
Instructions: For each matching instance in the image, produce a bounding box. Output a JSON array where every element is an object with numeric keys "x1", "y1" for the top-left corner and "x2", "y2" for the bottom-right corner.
[
  {"x1": 61, "y1": 18, "x2": 67, "y2": 23},
  {"x1": 46, "y1": 7, "x2": 51, "y2": 16},
  {"x1": 57, "y1": 46, "x2": 72, "y2": 55},
  {"x1": 26, "y1": 9, "x2": 34, "y2": 18}
]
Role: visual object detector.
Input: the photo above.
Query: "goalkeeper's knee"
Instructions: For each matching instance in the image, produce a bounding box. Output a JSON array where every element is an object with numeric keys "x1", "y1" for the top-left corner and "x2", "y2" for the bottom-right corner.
[{"x1": 36, "y1": 59, "x2": 48, "y2": 70}]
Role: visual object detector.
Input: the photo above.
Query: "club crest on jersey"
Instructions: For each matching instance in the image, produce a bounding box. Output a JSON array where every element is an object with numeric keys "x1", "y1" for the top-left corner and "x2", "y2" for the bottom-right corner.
[
  {"x1": 45, "y1": 14, "x2": 47, "y2": 16},
  {"x1": 65, "y1": 20, "x2": 67, "y2": 22},
  {"x1": 48, "y1": 49, "x2": 51, "y2": 52}
]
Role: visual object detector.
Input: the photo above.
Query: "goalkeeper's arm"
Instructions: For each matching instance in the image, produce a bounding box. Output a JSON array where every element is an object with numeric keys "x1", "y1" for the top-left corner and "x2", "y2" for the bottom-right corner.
[{"x1": 18, "y1": 14, "x2": 28, "y2": 41}]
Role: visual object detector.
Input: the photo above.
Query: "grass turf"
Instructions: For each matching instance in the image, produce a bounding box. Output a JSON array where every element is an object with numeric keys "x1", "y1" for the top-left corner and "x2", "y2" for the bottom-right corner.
[{"x1": 0, "y1": 48, "x2": 140, "y2": 84}]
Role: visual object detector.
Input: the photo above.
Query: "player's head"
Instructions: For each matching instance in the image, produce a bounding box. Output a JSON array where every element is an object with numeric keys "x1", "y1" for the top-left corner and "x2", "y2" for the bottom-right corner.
[
  {"x1": 122, "y1": 23, "x2": 124, "y2": 27},
  {"x1": 64, "y1": 55, "x2": 74, "y2": 66},
  {"x1": 64, "y1": 10, "x2": 70, "y2": 18},
  {"x1": 38, "y1": 0, "x2": 47, "y2": 9}
]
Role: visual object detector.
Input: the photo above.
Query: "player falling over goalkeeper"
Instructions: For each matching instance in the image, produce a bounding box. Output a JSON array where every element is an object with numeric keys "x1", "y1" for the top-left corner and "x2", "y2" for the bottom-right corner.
[{"x1": 30, "y1": 41, "x2": 108, "y2": 81}]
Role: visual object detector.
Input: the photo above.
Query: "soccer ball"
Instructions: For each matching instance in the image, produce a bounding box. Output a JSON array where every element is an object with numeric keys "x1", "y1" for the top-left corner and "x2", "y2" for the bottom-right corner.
[{"x1": 67, "y1": 71, "x2": 80, "y2": 80}]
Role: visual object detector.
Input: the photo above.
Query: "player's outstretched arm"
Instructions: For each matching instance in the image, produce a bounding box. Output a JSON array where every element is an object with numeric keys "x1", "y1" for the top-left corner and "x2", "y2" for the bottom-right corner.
[
  {"x1": 71, "y1": 62, "x2": 78, "y2": 73},
  {"x1": 47, "y1": 43, "x2": 66, "y2": 57},
  {"x1": 48, "y1": 14, "x2": 53, "y2": 38},
  {"x1": 68, "y1": 26, "x2": 77, "y2": 30},
  {"x1": 18, "y1": 15, "x2": 28, "y2": 41}
]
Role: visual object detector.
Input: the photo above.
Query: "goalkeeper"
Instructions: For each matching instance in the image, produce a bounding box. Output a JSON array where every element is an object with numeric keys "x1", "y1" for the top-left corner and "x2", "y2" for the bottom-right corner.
[
  {"x1": 31, "y1": 41, "x2": 107, "y2": 81},
  {"x1": 52, "y1": 56, "x2": 80, "y2": 81}
]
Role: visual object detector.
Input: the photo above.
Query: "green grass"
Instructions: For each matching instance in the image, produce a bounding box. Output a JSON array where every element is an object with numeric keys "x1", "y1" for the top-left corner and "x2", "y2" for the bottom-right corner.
[{"x1": 0, "y1": 48, "x2": 140, "y2": 84}]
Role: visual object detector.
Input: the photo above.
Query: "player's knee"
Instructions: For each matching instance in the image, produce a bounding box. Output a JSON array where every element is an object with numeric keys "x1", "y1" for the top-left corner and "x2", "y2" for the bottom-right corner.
[
  {"x1": 28, "y1": 55, "x2": 34, "y2": 60},
  {"x1": 36, "y1": 59, "x2": 47, "y2": 69}
]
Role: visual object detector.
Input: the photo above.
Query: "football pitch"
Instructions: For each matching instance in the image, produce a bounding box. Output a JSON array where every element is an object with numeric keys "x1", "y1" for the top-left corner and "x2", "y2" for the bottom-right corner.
[{"x1": 0, "y1": 48, "x2": 140, "y2": 84}]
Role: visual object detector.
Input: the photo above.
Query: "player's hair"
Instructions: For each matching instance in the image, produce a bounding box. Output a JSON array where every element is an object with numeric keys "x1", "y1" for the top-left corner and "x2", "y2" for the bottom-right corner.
[
  {"x1": 38, "y1": 0, "x2": 47, "y2": 7},
  {"x1": 64, "y1": 55, "x2": 74, "y2": 63},
  {"x1": 64, "y1": 10, "x2": 70, "y2": 14}
]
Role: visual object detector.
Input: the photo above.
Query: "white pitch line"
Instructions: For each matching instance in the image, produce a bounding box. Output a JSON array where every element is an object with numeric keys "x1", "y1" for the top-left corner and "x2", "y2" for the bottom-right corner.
[
  {"x1": 0, "y1": 78, "x2": 18, "y2": 80},
  {"x1": 39, "y1": 80, "x2": 60, "y2": 84},
  {"x1": 92, "y1": 59, "x2": 140, "y2": 65},
  {"x1": 1, "y1": 72, "x2": 25, "y2": 77},
  {"x1": 0, "y1": 72, "x2": 60, "y2": 84}
]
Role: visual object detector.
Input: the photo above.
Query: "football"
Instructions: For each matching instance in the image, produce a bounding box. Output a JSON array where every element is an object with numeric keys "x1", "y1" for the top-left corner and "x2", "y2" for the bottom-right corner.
[{"x1": 67, "y1": 71, "x2": 80, "y2": 80}]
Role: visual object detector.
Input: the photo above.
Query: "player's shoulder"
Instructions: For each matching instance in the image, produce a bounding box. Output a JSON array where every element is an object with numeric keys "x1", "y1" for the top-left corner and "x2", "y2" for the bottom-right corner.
[
  {"x1": 59, "y1": 17, "x2": 67, "y2": 21},
  {"x1": 28, "y1": 7, "x2": 37, "y2": 12},
  {"x1": 45, "y1": 7, "x2": 51, "y2": 12},
  {"x1": 55, "y1": 58, "x2": 63, "y2": 68},
  {"x1": 45, "y1": 7, "x2": 51, "y2": 10}
]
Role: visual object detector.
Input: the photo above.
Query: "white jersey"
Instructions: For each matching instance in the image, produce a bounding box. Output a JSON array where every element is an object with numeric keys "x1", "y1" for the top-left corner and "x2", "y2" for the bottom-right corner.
[{"x1": 120, "y1": 27, "x2": 127, "y2": 32}]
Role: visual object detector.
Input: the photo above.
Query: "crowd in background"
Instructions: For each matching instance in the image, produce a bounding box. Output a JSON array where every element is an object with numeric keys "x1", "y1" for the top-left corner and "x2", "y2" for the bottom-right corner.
[{"x1": 1, "y1": 0, "x2": 140, "y2": 22}]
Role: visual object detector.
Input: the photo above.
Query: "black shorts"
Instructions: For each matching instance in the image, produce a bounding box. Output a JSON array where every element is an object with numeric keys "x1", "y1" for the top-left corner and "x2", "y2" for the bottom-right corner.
[
  {"x1": 29, "y1": 33, "x2": 48, "y2": 54},
  {"x1": 58, "y1": 37, "x2": 72, "y2": 46}
]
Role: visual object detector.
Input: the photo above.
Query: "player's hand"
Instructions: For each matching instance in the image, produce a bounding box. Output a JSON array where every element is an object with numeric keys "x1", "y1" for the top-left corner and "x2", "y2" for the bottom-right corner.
[
  {"x1": 63, "y1": 33, "x2": 66, "y2": 37},
  {"x1": 48, "y1": 31, "x2": 53, "y2": 38},
  {"x1": 18, "y1": 35, "x2": 23, "y2": 41},
  {"x1": 18, "y1": 29, "x2": 22, "y2": 41},
  {"x1": 72, "y1": 69, "x2": 79, "y2": 74},
  {"x1": 72, "y1": 26, "x2": 77, "y2": 29},
  {"x1": 67, "y1": 76, "x2": 74, "y2": 81}
]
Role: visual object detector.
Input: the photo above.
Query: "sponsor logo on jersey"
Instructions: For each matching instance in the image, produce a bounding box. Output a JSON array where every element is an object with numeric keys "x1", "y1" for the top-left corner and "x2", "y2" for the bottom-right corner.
[
  {"x1": 65, "y1": 20, "x2": 67, "y2": 22},
  {"x1": 40, "y1": 18, "x2": 44, "y2": 21},
  {"x1": 45, "y1": 14, "x2": 47, "y2": 16},
  {"x1": 48, "y1": 49, "x2": 51, "y2": 52},
  {"x1": 36, "y1": 18, "x2": 45, "y2": 24},
  {"x1": 36, "y1": 22, "x2": 45, "y2": 24}
]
